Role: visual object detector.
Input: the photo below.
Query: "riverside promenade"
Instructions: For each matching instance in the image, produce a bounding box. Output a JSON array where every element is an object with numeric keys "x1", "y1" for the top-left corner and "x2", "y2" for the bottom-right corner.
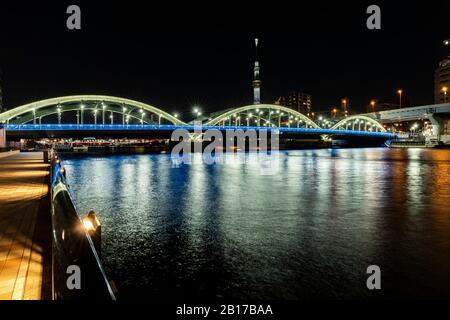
[{"x1": 0, "y1": 151, "x2": 52, "y2": 300}]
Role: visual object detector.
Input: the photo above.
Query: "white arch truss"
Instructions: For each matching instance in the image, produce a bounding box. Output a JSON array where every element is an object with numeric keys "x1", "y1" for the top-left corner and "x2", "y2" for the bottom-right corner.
[
  {"x1": 205, "y1": 104, "x2": 320, "y2": 128},
  {"x1": 331, "y1": 115, "x2": 386, "y2": 132},
  {"x1": 0, "y1": 95, "x2": 186, "y2": 125}
]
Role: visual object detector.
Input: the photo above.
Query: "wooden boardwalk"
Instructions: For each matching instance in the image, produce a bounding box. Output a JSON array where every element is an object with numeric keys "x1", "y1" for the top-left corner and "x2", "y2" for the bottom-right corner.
[{"x1": 0, "y1": 152, "x2": 52, "y2": 300}]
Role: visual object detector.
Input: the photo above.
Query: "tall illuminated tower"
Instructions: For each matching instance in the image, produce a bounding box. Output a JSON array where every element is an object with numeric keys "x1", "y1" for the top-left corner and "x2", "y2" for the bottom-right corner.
[{"x1": 252, "y1": 38, "x2": 261, "y2": 105}]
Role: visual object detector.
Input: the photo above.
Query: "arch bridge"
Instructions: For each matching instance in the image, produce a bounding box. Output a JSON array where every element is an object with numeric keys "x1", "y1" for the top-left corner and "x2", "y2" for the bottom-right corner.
[
  {"x1": 0, "y1": 96, "x2": 394, "y2": 142},
  {"x1": 203, "y1": 104, "x2": 321, "y2": 129},
  {"x1": 330, "y1": 115, "x2": 387, "y2": 133},
  {"x1": 0, "y1": 95, "x2": 185, "y2": 127}
]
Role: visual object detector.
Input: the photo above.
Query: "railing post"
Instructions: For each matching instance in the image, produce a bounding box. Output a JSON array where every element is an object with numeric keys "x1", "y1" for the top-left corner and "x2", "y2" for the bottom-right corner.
[
  {"x1": 83, "y1": 211, "x2": 102, "y2": 259},
  {"x1": 59, "y1": 167, "x2": 66, "y2": 180},
  {"x1": 50, "y1": 151, "x2": 115, "y2": 300},
  {"x1": 0, "y1": 125, "x2": 6, "y2": 149},
  {"x1": 43, "y1": 150, "x2": 49, "y2": 163}
]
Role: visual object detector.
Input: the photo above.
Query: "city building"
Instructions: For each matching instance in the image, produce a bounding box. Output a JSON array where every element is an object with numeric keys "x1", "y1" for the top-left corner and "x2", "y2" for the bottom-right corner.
[
  {"x1": 287, "y1": 92, "x2": 312, "y2": 115},
  {"x1": 435, "y1": 56, "x2": 450, "y2": 104},
  {"x1": 274, "y1": 92, "x2": 312, "y2": 115}
]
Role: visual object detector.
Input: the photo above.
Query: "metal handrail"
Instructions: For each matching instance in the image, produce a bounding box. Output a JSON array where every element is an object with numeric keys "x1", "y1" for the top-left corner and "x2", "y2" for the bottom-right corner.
[
  {"x1": 4, "y1": 123, "x2": 396, "y2": 138},
  {"x1": 50, "y1": 151, "x2": 116, "y2": 300}
]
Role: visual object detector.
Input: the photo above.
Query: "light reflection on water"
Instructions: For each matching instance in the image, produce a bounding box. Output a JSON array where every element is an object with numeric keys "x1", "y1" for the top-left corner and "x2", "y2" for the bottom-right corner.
[{"x1": 63, "y1": 148, "x2": 450, "y2": 299}]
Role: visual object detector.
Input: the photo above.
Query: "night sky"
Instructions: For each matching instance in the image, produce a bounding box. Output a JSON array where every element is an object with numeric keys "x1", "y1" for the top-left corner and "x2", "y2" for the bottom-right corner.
[{"x1": 1, "y1": 1, "x2": 449, "y2": 119}]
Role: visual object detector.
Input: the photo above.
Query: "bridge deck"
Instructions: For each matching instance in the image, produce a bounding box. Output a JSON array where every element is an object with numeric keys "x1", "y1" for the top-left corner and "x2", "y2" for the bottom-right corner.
[{"x1": 0, "y1": 152, "x2": 52, "y2": 300}]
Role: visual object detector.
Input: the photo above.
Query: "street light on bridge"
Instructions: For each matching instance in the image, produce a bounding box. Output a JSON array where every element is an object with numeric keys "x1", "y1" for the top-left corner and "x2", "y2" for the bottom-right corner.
[
  {"x1": 94, "y1": 109, "x2": 98, "y2": 126},
  {"x1": 122, "y1": 106, "x2": 127, "y2": 126},
  {"x1": 341, "y1": 99, "x2": 348, "y2": 116},
  {"x1": 442, "y1": 86, "x2": 448, "y2": 103},
  {"x1": 32, "y1": 108, "x2": 36, "y2": 126},
  {"x1": 102, "y1": 102, "x2": 107, "y2": 125},
  {"x1": 57, "y1": 105, "x2": 62, "y2": 125},
  {"x1": 141, "y1": 111, "x2": 146, "y2": 127},
  {"x1": 370, "y1": 100, "x2": 376, "y2": 112},
  {"x1": 80, "y1": 103, "x2": 85, "y2": 125},
  {"x1": 193, "y1": 107, "x2": 202, "y2": 118},
  {"x1": 332, "y1": 108, "x2": 338, "y2": 118},
  {"x1": 279, "y1": 112, "x2": 284, "y2": 127},
  {"x1": 397, "y1": 89, "x2": 403, "y2": 108}
]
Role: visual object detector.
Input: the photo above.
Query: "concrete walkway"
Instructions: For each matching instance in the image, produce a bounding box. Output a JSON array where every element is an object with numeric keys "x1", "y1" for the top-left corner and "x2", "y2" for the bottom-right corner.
[{"x1": 0, "y1": 152, "x2": 52, "y2": 300}]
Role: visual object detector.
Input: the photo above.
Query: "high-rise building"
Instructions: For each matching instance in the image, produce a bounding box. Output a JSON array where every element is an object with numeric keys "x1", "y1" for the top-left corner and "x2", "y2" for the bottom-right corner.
[
  {"x1": 274, "y1": 91, "x2": 312, "y2": 115},
  {"x1": 252, "y1": 38, "x2": 261, "y2": 105},
  {"x1": 287, "y1": 92, "x2": 312, "y2": 115},
  {"x1": 435, "y1": 56, "x2": 450, "y2": 104}
]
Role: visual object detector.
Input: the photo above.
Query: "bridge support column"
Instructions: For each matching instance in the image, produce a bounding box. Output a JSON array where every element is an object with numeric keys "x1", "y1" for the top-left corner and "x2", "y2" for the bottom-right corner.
[
  {"x1": 0, "y1": 126, "x2": 6, "y2": 148},
  {"x1": 428, "y1": 114, "x2": 450, "y2": 145},
  {"x1": 428, "y1": 114, "x2": 441, "y2": 138}
]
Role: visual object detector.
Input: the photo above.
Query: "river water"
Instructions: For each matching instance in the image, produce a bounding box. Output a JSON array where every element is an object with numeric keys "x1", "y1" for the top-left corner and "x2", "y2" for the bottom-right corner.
[{"x1": 63, "y1": 148, "x2": 450, "y2": 300}]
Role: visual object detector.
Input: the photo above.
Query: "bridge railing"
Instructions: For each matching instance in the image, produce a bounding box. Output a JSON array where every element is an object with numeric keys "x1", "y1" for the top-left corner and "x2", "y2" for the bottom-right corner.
[
  {"x1": 50, "y1": 151, "x2": 116, "y2": 300},
  {"x1": 4, "y1": 123, "x2": 396, "y2": 138}
]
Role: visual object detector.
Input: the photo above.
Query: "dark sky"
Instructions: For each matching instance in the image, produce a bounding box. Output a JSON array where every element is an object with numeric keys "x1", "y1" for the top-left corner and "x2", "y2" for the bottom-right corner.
[{"x1": 1, "y1": 1, "x2": 449, "y2": 119}]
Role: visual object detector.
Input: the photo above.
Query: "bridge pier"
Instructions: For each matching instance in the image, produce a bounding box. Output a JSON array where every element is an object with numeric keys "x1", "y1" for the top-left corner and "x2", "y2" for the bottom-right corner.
[
  {"x1": 428, "y1": 114, "x2": 450, "y2": 145},
  {"x1": 0, "y1": 126, "x2": 6, "y2": 149}
]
